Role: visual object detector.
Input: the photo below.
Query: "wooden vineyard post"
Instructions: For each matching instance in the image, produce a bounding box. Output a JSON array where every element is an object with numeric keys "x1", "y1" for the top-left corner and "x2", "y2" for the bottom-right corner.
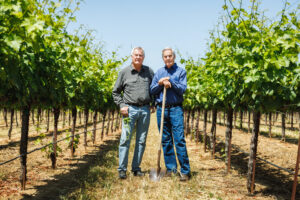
[
  {"x1": 248, "y1": 110, "x2": 251, "y2": 133},
  {"x1": 46, "y1": 109, "x2": 50, "y2": 132},
  {"x1": 186, "y1": 109, "x2": 191, "y2": 135},
  {"x1": 291, "y1": 112, "x2": 300, "y2": 200},
  {"x1": 195, "y1": 108, "x2": 200, "y2": 143},
  {"x1": 268, "y1": 113, "x2": 272, "y2": 137},
  {"x1": 71, "y1": 108, "x2": 77, "y2": 157},
  {"x1": 101, "y1": 111, "x2": 106, "y2": 140},
  {"x1": 69, "y1": 110, "x2": 71, "y2": 127},
  {"x1": 31, "y1": 109, "x2": 35, "y2": 125},
  {"x1": 265, "y1": 113, "x2": 267, "y2": 126},
  {"x1": 20, "y1": 106, "x2": 30, "y2": 190},
  {"x1": 210, "y1": 109, "x2": 217, "y2": 158},
  {"x1": 247, "y1": 111, "x2": 261, "y2": 194},
  {"x1": 84, "y1": 108, "x2": 89, "y2": 147},
  {"x1": 15, "y1": 110, "x2": 18, "y2": 127},
  {"x1": 51, "y1": 107, "x2": 60, "y2": 169},
  {"x1": 203, "y1": 109, "x2": 208, "y2": 152},
  {"x1": 8, "y1": 109, "x2": 14, "y2": 140},
  {"x1": 4, "y1": 108, "x2": 8, "y2": 127},
  {"x1": 282, "y1": 113, "x2": 286, "y2": 142},
  {"x1": 190, "y1": 109, "x2": 195, "y2": 141},
  {"x1": 234, "y1": 111, "x2": 237, "y2": 128},
  {"x1": 239, "y1": 110, "x2": 243, "y2": 129},
  {"x1": 37, "y1": 107, "x2": 41, "y2": 129},
  {"x1": 110, "y1": 110, "x2": 115, "y2": 133},
  {"x1": 92, "y1": 111, "x2": 98, "y2": 144},
  {"x1": 106, "y1": 110, "x2": 111, "y2": 136},
  {"x1": 225, "y1": 107, "x2": 233, "y2": 173},
  {"x1": 291, "y1": 111, "x2": 294, "y2": 130},
  {"x1": 62, "y1": 109, "x2": 66, "y2": 128},
  {"x1": 79, "y1": 111, "x2": 82, "y2": 125},
  {"x1": 114, "y1": 110, "x2": 119, "y2": 132}
]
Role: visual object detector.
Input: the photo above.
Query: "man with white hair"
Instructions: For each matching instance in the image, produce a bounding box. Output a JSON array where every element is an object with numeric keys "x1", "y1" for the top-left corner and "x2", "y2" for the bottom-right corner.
[
  {"x1": 112, "y1": 47, "x2": 154, "y2": 179},
  {"x1": 150, "y1": 47, "x2": 191, "y2": 181}
]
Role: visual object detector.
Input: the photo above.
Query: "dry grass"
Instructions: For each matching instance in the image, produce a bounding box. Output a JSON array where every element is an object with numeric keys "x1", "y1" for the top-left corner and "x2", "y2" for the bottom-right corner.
[{"x1": 0, "y1": 114, "x2": 299, "y2": 200}]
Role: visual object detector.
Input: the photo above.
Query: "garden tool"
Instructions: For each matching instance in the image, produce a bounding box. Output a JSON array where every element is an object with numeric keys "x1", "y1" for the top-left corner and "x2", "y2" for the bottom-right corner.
[{"x1": 149, "y1": 87, "x2": 167, "y2": 181}]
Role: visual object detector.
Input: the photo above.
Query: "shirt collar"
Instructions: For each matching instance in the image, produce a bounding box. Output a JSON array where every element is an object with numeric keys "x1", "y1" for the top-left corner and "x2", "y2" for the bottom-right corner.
[
  {"x1": 164, "y1": 63, "x2": 177, "y2": 70},
  {"x1": 131, "y1": 64, "x2": 144, "y2": 72}
]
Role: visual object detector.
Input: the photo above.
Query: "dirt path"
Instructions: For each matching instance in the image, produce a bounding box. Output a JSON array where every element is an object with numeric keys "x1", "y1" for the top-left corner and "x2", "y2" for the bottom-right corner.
[{"x1": 0, "y1": 114, "x2": 299, "y2": 199}]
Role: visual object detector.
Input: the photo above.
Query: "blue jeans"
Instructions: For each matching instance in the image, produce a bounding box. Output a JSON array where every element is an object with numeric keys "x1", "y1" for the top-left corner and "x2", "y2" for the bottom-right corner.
[
  {"x1": 118, "y1": 105, "x2": 150, "y2": 172},
  {"x1": 156, "y1": 105, "x2": 190, "y2": 175}
]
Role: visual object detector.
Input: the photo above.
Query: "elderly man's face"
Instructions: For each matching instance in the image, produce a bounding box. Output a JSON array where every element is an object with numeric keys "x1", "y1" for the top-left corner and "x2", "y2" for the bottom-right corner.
[
  {"x1": 131, "y1": 49, "x2": 144, "y2": 67},
  {"x1": 163, "y1": 50, "x2": 175, "y2": 68}
]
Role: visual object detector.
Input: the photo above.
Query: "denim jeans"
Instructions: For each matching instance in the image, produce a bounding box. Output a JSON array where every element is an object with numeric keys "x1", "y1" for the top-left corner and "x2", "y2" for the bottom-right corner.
[
  {"x1": 118, "y1": 105, "x2": 150, "y2": 172},
  {"x1": 156, "y1": 105, "x2": 190, "y2": 175}
]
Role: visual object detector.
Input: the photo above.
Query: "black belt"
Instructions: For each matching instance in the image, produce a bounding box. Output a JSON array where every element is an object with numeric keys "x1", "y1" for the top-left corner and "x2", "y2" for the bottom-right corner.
[
  {"x1": 127, "y1": 103, "x2": 149, "y2": 107},
  {"x1": 157, "y1": 103, "x2": 182, "y2": 108}
]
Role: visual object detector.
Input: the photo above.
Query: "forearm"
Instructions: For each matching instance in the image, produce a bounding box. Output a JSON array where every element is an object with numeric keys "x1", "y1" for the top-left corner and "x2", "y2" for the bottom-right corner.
[
  {"x1": 169, "y1": 78, "x2": 186, "y2": 95},
  {"x1": 112, "y1": 91, "x2": 126, "y2": 108},
  {"x1": 150, "y1": 83, "x2": 163, "y2": 95},
  {"x1": 112, "y1": 72, "x2": 126, "y2": 108}
]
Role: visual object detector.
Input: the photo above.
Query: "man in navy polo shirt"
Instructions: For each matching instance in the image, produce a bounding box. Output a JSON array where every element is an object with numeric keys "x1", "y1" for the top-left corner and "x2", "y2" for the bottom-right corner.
[{"x1": 150, "y1": 47, "x2": 191, "y2": 181}]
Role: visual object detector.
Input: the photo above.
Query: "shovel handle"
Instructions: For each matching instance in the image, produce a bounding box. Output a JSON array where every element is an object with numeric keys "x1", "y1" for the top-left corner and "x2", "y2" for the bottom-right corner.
[
  {"x1": 159, "y1": 87, "x2": 167, "y2": 136},
  {"x1": 157, "y1": 87, "x2": 167, "y2": 170},
  {"x1": 157, "y1": 149, "x2": 161, "y2": 173}
]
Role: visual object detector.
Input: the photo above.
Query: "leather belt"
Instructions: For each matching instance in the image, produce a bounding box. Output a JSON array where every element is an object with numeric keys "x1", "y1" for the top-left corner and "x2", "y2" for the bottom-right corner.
[
  {"x1": 127, "y1": 103, "x2": 149, "y2": 107},
  {"x1": 157, "y1": 103, "x2": 182, "y2": 108}
]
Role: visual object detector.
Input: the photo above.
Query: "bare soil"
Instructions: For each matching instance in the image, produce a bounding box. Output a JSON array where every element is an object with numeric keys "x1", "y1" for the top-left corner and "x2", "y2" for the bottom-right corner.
[{"x1": 0, "y1": 113, "x2": 299, "y2": 200}]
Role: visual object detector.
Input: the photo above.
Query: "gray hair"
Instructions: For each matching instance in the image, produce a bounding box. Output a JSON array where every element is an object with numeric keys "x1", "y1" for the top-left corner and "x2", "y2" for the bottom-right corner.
[
  {"x1": 162, "y1": 47, "x2": 176, "y2": 58},
  {"x1": 131, "y1": 47, "x2": 145, "y2": 56}
]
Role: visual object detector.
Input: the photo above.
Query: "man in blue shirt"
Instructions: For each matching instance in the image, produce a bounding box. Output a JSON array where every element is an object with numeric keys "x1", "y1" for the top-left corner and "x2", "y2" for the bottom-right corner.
[{"x1": 150, "y1": 47, "x2": 191, "y2": 181}]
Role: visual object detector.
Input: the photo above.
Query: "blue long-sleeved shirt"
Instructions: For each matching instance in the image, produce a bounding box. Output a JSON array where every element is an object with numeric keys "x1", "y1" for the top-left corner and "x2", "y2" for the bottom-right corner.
[{"x1": 150, "y1": 63, "x2": 187, "y2": 105}]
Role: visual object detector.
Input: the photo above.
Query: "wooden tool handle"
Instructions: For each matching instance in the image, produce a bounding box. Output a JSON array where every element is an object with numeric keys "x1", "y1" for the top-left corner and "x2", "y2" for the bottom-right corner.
[{"x1": 157, "y1": 87, "x2": 167, "y2": 171}]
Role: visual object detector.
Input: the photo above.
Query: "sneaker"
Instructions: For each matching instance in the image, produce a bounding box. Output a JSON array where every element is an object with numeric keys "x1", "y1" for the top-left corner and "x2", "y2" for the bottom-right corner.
[
  {"x1": 133, "y1": 170, "x2": 145, "y2": 176},
  {"x1": 119, "y1": 170, "x2": 127, "y2": 179},
  {"x1": 179, "y1": 173, "x2": 191, "y2": 181}
]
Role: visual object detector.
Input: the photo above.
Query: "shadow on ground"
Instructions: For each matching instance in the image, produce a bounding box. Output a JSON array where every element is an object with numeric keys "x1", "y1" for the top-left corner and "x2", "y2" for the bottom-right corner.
[
  {"x1": 0, "y1": 122, "x2": 105, "y2": 150},
  {"x1": 21, "y1": 136, "x2": 120, "y2": 200},
  {"x1": 212, "y1": 141, "x2": 300, "y2": 199}
]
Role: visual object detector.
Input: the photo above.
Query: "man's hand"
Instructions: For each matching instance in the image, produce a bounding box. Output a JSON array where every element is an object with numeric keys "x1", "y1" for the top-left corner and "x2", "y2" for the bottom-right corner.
[
  {"x1": 150, "y1": 106, "x2": 156, "y2": 113},
  {"x1": 163, "y1": 80, "x2": 172, "y2": 88},
  {"x1": 120, "y1": 106, "x2": 129, "y2": 117},
  {"x1": 158, "y1": 77, "x2": 170, "y2": 86}
]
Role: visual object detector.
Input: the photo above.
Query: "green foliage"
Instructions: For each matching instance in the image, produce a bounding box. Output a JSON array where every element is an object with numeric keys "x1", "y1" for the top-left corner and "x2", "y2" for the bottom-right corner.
[
  {"x1": 41, "y1": 143, "x2": 62, "y2": 158},
  {"x1": 65, "y1": 133, "x2": 80, "y2": 150},
  {"x1": 182, "y1": 0, "x2": 299, "y2": 113},
  {"x1": 34, "y1": 132, "x2": 46, "y2": 145},
  {"x1": 123, "y1": 117, "x2": 131, "y2": 129},
  {"x1": 0, "y1": 0, "x2": 125, "y2": 112},
  {"x1": 123, "y1": 117, "x2": 131, "y2": 140}
]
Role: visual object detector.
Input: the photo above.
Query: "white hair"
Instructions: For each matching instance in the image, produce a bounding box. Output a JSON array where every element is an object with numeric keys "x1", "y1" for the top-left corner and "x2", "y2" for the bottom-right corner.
[
  {"x1": 131, "y1": 47, "x2": 145, "y2": 56},
  {"x1": 162, "y1": 47, "x2": 176, "y2": 58}
]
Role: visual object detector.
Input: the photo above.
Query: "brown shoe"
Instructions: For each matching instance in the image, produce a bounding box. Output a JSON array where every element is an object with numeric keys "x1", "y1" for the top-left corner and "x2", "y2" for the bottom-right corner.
[
  {"x1": 179, "y1": 174, "x2": 190, "y2": 181},
  {"x1": 165, "y1": 171, "x2": 175, "y2": 177},
  {"x1": 165, "y1": 171, "x2": 172, "y2": 177}
]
